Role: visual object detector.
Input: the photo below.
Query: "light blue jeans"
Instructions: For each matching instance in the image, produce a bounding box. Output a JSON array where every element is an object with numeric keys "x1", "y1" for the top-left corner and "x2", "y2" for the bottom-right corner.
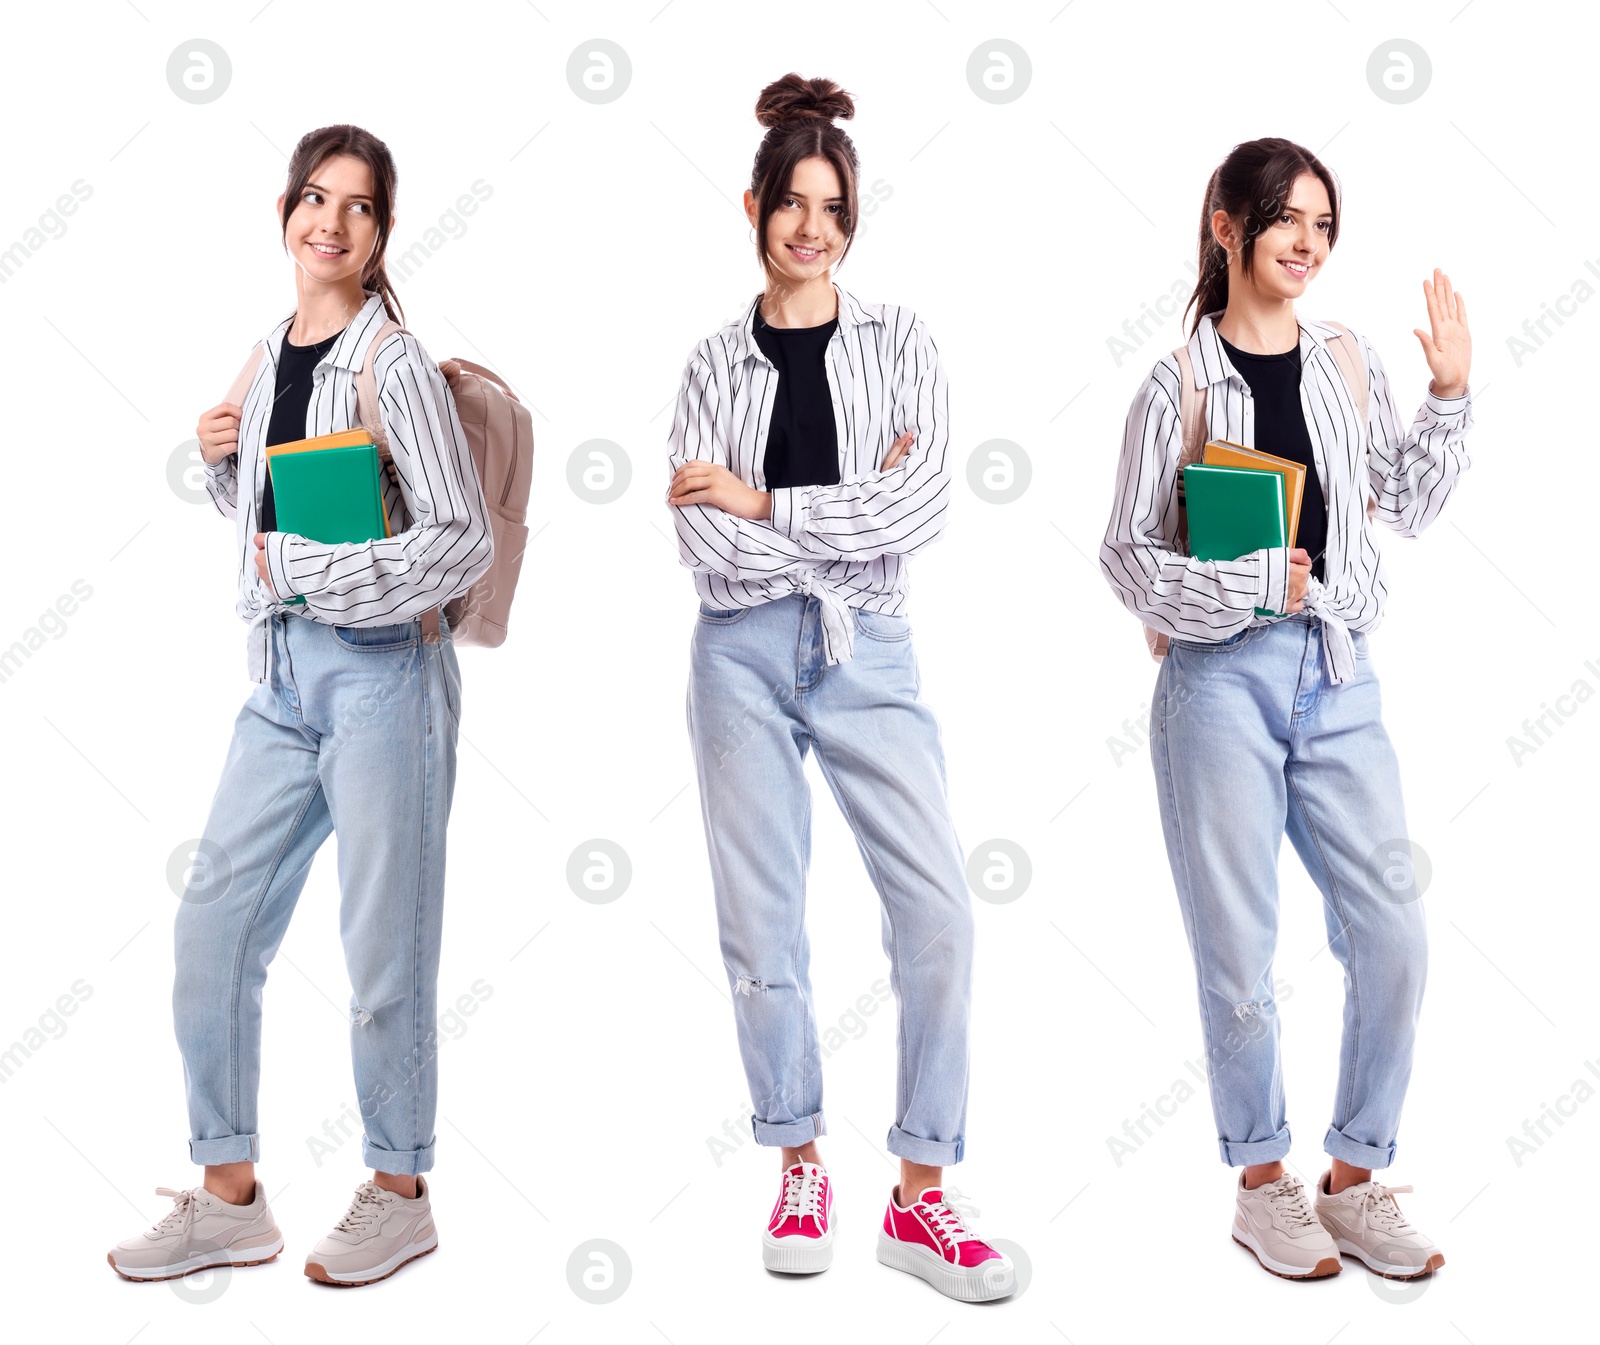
[
  {"x1": 686, "y1": 593, "x2": 973, "y2": 1166},
  {"x1": 173, "y1": 609, "x2": 461, "y2": 1176},
  {"x1": 1151, "y1": 612, "x2": 1426, "y2": 1169}
]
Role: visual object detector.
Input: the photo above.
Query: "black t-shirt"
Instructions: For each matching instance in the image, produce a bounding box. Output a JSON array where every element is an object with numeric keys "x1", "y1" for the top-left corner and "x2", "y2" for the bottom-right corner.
[
  {"x1": 1218, "y1": 336, "x2": 1328, "y2": 583},
  {"x1": 260, "y1": 325, "x2": 345, "y2": 532},
  {"x1": 752, "y1": 305, "x2": 840, "y2": 489}
]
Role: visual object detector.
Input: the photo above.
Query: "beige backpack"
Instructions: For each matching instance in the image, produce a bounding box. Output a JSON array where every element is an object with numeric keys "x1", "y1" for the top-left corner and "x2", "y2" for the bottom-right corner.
[
  {"x1": 1143, "y1": 322, "x2": 1371, "y2": 661},
  {"x1": 225, "y1": 323, "x2": 533, "y2": 647}
]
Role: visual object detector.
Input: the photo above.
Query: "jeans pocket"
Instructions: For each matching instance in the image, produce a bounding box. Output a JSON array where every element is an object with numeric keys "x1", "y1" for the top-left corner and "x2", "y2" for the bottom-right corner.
[
  {"x1": 333, "y1": 620, "x2": 419, "y2": 651},
  {"x1": 441, "y1": 641, "x2": 462, "y2": 724},
  {"x1": 1352, "y1": 631, "x2": 1371, "y2": 659},
  {"x1": 697, "y1": 601, "x2": 752, "y2": 625},
  {"x1": 851, "y1": 606, "x2": 911, "y2": 642}
]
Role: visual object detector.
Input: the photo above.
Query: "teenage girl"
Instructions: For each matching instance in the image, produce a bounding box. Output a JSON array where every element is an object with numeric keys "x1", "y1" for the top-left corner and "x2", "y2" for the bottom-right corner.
[
  {"x1": 1101, "y1": 137, "x2": 1471, "y2": 1281},
  {"x1": 665, "y1": 74, "x2": 1014, "y2": 1304},
  {"x1": 108, "y1": 125, "x2": 491, "y2": 1287}
]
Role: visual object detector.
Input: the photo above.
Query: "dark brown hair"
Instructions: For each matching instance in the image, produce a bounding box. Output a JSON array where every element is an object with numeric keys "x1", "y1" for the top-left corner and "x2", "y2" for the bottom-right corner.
[
  {"x1": 750, "y1": 74, "x2": 860, "y2": 277},
  {"x1": 279, "y1": 124, "x2": 404, "y2": 324},
  {"x1": 1185, "y1": 137, "x2": 1340, "y2": 334}
]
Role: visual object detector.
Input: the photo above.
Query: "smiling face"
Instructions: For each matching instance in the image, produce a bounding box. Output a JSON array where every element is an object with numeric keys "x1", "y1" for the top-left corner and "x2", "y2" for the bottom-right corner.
[
  {"x1": 753, "y1": 154, "x2": 848, "y2": 285},
  {"x1": 278, "y1": 152, "x2": 380, "y2": 288},
  {"x1": 1224, "y1": 171, "x2": 1334, "y2": 301}
]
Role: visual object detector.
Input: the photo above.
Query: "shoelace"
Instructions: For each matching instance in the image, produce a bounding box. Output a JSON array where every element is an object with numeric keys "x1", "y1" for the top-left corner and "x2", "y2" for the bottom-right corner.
[
  {"x1": 1359, "y1": 1183, "x2": 1416, "y2": 1233},
  {"x1": 780, "y1": 1169, "x2": 826, "y2": 1221},
  {"x1": 333, "y1": 1182, "x2": 389, "y2": 1234},
  {"x1": 151, "y1": 1187, "x2": 197, "y2": 1234},
  {"x1": 942, "y1": 1187, "x2": 982, "y2": 1222},
  {"x1": 1260, "y1": 1176, "x2": 1321, "y2": 1228},
  {"x1": 917, "y1": 1196, "x2": 981, "y2": 1248}
]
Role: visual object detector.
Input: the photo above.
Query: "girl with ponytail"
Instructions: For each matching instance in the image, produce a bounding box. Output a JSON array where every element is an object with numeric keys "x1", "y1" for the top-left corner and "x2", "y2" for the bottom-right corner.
[
  {"x1": 666, "y1": 74, "x2": 1014, "y2": 1302},
  {"x1": 109, "y1": 125, "x2": 491, "y2": 1288},
  {"x1": 1101, "y1": 137, "x2": 1472, "y2": 1282}
]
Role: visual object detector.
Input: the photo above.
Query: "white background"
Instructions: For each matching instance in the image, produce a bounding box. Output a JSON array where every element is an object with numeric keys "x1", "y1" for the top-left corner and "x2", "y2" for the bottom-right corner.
[{"x1": 1, "y1": 1, "x2": 1592, "y2": 1341}]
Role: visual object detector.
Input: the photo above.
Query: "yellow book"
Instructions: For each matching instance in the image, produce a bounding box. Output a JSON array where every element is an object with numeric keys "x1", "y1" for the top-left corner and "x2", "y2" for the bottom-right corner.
[
  {"x1": 1202, "y1": 440, "x2": 1305, "y2": 548},
  {"x1": 265, "y1": 427, "x2": 375, "y2": 457}
]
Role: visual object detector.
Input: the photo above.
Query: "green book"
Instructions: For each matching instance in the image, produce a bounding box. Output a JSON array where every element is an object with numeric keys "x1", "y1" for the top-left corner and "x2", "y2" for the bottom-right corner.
[
  {"x1": 266, "y1": 430, "x2": 392, "y2": 606},
  {"x1": 1182, "y1": 463, "x2": 1287, "y2": 618}
]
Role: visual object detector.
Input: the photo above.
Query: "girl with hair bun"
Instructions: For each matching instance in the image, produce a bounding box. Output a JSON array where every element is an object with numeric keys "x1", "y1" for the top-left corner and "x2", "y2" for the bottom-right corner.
[
  {"x1": 108, "y1": 124, "x2": 491, "y2": 1288},
  {"x1": 1101, "y1": 137, "x2": 1471, "y2": 1283},
  {"x1": 666, "y1": 74, "x2": 1014, "y2": 1302}
]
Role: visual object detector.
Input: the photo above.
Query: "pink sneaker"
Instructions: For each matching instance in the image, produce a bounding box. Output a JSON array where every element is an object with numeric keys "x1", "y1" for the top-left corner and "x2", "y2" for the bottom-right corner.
[
  {"x1": 877, "y1": 1185, "x2": 1015, "y2": 1301},
  {"x1": 762, "y1": 1161, "x2": 833, "y2": 1273}
]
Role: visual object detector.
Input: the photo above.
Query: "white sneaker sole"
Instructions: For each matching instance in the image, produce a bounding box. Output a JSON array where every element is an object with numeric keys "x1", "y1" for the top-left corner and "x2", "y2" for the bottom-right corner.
[
  {"x1": 305, "y1": 1229, "x2": 439, "y2": 1286},
  {"x1": 108, "y1": 1231, "x2": 284, "y2": 1281},
  {"x1": 1232, "y1": 1227, "x2": 1341, "y2": 1280},
  {"x1": 876, "y1": 1233, "x2": 1016, "y2": 1302},
  {"x1": 763, "y1": 1225, "x2": 833, "y2": 1273},
  {"x1": 1334, "y1": 1237, "x2": 1444, "y2": 1279}
]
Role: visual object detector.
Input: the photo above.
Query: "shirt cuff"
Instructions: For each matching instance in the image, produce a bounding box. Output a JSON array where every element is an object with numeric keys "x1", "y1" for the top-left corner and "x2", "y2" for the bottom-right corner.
[
  {"x1": 770, "y1": 486, "x2": 813, "y2": 543},
  {"x1": 1254, "y1": 545, "x2": 1290, "y2": 616},
  {"x1": 267, "y1": 531, "x2": 331, "y2": 601},
  {"x1": 203, "y1": 454, "x2": 235, "y2": 481},
  {"x1": 1424, "y1": 384, "x2": 1471, "y2": 417}
]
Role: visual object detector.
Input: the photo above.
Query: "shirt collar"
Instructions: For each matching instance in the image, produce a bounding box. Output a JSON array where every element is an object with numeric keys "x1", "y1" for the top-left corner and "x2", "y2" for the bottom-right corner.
[
  {"x1": 264, "y1": 290, "x2": 391, "y2": 372},
  {"x1": 1187, "y1": 310, "x2": 1340, "y2": 389},
  {"x1": 729, "y1": 281, "x2": 877, "y2": 365}
]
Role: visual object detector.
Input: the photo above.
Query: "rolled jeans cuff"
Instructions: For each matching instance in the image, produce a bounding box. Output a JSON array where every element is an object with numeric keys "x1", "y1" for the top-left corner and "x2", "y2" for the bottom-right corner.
[
  {"x1": 189, "y1": 1133, "x2": 260, "y2": 1165},
  {"x1": 1323, "y1": 1124, "x2": 1396, "y2": 1170},
  {"x1": 1219, "y1": 1124, "x2": 1291, "y2": 1167},
  {"x1": 887, "y1": 1124, "x2": 963, "y2": 1167},
  {"x1": 751, "y1": 1110, "x2": 825, "y2": 1147},
  {"x1": 363, "y1": 1135, "x2": 437, "y2": 1177}
]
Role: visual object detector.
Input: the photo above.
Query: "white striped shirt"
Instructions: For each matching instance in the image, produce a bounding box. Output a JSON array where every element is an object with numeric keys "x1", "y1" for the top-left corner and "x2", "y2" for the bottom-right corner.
[
  {"x1": 204, "y1": 291, "x2": 492, "y2": 681},
  {"x1": 1100, "y1": 312, "x2": 1472, "y2": 683},
  {"x1": 665, "y1": 283, "x2": 950, "y2": 664}
]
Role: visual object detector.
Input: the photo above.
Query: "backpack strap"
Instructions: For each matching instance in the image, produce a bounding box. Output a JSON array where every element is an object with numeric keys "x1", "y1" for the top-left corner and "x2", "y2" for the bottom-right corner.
[
  {"x1": 354, "y1": 319, "x2": 405, "y2": 456},
  {"x1": 1321, "y1": 321, "x2": 1376, "y2": 521},
  {"x1": 225, "y1": 346, "x2": 264, "y2": 410},
  {"x1": 1321, "y1": 320, "x2": 1370, "y2": 425},
  {"x1": 351, "y1": 318, "x2": 441, "y2": 644},
  {"x1": 1172, "y1": 343, "x2": 1209, "y2": 467},
  {"x1": 203, "y1": 346, "x2": 264, "y2": 476},
  {"x1": 1171, "y1": 342, "x2": 1209, "y2": 549},
  {"x1": 1143, "y1": 344, "x2": 1211, "y2": 661}
]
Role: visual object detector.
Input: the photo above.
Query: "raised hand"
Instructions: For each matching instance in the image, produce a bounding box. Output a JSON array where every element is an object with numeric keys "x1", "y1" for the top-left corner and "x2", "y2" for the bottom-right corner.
[{"x1": 1413, "y1": 268, "x2": 1470, "y2": 399}]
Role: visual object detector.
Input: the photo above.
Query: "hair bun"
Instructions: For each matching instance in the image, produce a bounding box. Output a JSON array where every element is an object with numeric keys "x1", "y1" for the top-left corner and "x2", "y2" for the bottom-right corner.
[{"x1": 754, "y1": 73, "x2": 855, "y2": 129}]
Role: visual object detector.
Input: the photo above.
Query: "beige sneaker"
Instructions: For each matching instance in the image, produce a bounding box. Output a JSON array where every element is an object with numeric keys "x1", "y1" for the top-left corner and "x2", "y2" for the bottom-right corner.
[
  {"x1": 108, "y1": 1183, "x2": 283, "y2": 1281},
  {"x1": 304, "y1": 1176, "x2": 438, "y2": 1286},
  {"x1": 1232, "y1": 1171, "x2": 1342, "y2": 1279},
  {"x1": 1314, "y1": 1171, "x2": 1444, "y2": 1279}
]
